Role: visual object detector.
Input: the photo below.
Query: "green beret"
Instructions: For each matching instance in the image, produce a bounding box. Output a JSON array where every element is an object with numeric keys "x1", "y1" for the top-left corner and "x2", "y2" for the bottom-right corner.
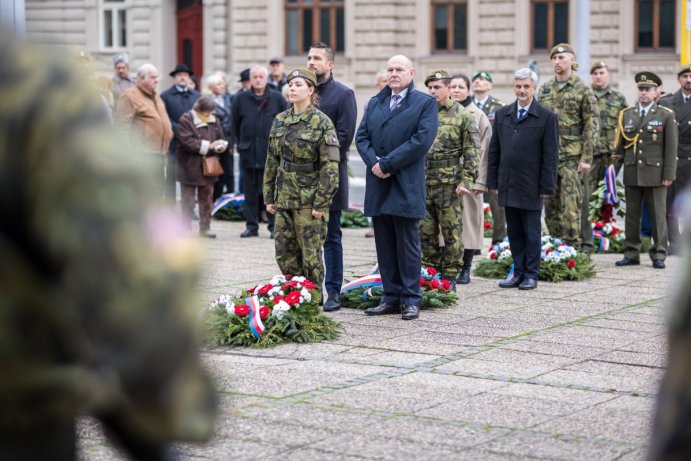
[
  {"x1": 471, "y1": 71, "x2": 492, "y2": 83},
  {"x1": 590, "y1": 61, "x2": 607, "y2": 74},
  {"x1": 678, "y1": 65, "x2": 691, "y2": 77},
  {"x1": 550, "y1": 43, "x2": 575, "y2": 58},
  {"x1": 424, "y1": 69, "x2": 451, "y2": 86},
  {"x1": 287, "y1": 68, "x2": 317, "y2": 86},
  {"x1": 635, "y1": 71, "x2": 662, "y2": 88}
]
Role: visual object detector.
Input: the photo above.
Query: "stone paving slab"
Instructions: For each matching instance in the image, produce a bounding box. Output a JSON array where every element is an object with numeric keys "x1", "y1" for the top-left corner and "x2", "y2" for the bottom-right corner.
[{"x1": 78, "y1": 219, "x2": 677, "y2": 460}]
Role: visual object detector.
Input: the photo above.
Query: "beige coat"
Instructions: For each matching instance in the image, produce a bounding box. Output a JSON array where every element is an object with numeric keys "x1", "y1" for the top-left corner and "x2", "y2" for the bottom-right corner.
[
  {"x1": 462, "y1": 101, "x2": 492, "y2": 250},
  {"x1": 115, "y1": 84, "x2": 173, "y2": 155}
]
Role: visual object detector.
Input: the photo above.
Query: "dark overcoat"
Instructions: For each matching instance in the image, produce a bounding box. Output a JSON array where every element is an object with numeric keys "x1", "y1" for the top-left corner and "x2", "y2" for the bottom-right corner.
[
  {"x1": 176, "y1": 111, "x2": 225, "y2": 186},
  {"x1": 160, "y1": 85, "x2": 200, "y2": 156},
  {"x1": 355, "y1": 81, "x2": 438, "y2": 219},
  {"x1": 316, "y1": 75, "x2": 357, "y2": 211},
  {"x1": 231, "y1": 88, "x2": 287, "y2": 169},
  {"x1": 212, "y1": 92, "x2": 235, "y2": 147},
  {"x1": 487, "y1": 100, "x2": 559, "y2": 211}
]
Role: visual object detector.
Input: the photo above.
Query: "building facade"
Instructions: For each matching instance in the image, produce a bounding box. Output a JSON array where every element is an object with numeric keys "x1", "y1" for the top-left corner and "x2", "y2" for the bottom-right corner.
[{"x1": 24, "y1": 0, "x2": 681, "y2": 109}]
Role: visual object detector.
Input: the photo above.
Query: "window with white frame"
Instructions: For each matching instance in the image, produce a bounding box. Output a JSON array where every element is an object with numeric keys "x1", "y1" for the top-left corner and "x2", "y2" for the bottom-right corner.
[{"x1": 101, "y1": 0, "x2": 127, "y2": 49}]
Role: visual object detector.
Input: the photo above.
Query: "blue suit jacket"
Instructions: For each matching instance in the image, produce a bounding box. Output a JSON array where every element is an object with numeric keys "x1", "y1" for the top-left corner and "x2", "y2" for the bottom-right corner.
[{"x1": 355, "y1": 81, "x2": 438, "y2": 219}]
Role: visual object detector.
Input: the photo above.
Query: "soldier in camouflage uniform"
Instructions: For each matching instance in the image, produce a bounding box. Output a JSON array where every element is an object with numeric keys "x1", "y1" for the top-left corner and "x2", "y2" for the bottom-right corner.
[
  {"x1": 0, "y1": 39, "x2": 215, "y2": 460},
  {"x1": 264, "y1": 68, "x2": 340, "y2": 300},
  {"x1": 590, "y1": 61, "x2": 628, "y2": 188},
  {"x1": 472, "y1": 71, "x2": 506, "y2": 244},
  {"x1": 420, "y1": 70, "x2": 479, "y2": 289},
  {"x1": 538, "y1": 43, "x2": 600, "y2": 251}
]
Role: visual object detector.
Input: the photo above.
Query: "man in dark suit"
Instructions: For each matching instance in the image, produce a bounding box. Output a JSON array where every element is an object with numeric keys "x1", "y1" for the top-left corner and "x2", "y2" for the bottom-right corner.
[
  {"x1": 355, "y1": 55, "x2": 438, "y2": 320},
  {"x1": 660, "y1": 65, "x2": 691, "y2": 254},
  {"x1": 160, "y1": 64, "x2": 200, "y2": 202},
  {"x1": 615, "y1": 72, "x2": 678, "y2": 269},
  {"x1": 307, "y1": 42, "x2": 357, "y2": 312},
  {"x1": 487, "y1": 68, "x2": 559, "y2": 290}
]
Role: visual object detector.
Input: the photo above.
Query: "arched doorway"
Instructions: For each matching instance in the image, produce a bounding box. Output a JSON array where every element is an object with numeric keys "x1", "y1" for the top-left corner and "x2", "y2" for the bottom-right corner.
[{"x1": 176, "y1": 0, "x2": 203, "y2": 77}]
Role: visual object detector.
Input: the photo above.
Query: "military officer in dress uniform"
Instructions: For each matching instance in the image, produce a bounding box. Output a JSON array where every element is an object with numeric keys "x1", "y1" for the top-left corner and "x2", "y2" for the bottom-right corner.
[
  {"x1": 421, "y1": 70, "x2": 479, "y2": 291},
  {"x1": 590, "y1": 61, "x2": 628, "y2": 187},
  {"x1": 472, "y1": 71, "x2": 506, "y2": 245},
  {"x1": 615, "y1": 71, "x2": 678, "y2": 269},
  {"x1": 539, "y1": 43, "x2": 600, "y2": 253},
  {"x1": 659, "y1": 65, "x2": 691, "y2": 254}
]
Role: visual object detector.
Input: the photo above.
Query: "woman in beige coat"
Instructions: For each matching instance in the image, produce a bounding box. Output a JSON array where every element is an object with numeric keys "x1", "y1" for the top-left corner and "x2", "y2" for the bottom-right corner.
[{"x1": 450, "y1": 74, "x2": 492, "y2": 284}]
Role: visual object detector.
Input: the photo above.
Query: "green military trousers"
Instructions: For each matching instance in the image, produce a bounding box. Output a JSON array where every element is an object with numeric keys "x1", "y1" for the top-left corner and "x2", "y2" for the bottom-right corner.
[
  {"x1": 419, "y1": 184, "x2": 463, "y2": 277},
  {"x1": 624, "y1": 185, "x2": 668, "y2": 262},
  {"x1": 545, "y1": 161, "x2": 583, "y2": 249}
]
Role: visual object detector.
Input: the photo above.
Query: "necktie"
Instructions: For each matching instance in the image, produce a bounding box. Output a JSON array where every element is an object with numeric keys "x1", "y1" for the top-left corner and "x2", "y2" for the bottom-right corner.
[
  {"x1": 640, "y1": 109, "x2": 646, "y2": 119},
  {"x1": 390, "y1": 94, "x2": 401, "y2": 111},
  {"x1": 686, "y1": 96, "x2": 690, "y2": 103},
  {"x1": 476, "y1": 101, "x2": 483, "y2": 110},
  {"x1": 518, "y1": 108, "x2": 526, "y2": 120}
]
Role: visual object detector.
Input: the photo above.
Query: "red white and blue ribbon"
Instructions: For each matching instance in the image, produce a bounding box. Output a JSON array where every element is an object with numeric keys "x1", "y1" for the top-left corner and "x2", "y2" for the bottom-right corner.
[
  {"x1": 246, "y1": 295, "x2": 264, "y2": 339},
  {"x1": 604, "y1": 165, "x2": 618, "y2": 205},
  {"x1": 341, "y1": 274, "x2": 383, "y2": 293},
  {"x1": 212, "y1": 193, "x2": 244, "y2": 216},
  {"x1": 503, "y1": 263, "x2": 515, "y2": 282},
  {"x1": 592, "y1": 229, "x2": 610, "y2": 252}
]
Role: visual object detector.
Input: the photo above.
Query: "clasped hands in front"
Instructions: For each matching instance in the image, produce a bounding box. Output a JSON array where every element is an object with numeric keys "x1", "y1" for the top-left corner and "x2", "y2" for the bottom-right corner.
[
  {"x1": 266, "y1": 204, "x2": 324, "y2": 219},
  {"x1": 372, "y1": 157, "x2": 391, "y2": 179}
]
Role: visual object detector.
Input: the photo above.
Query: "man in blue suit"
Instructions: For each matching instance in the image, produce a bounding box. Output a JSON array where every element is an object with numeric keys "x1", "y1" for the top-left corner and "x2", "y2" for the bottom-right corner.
[
  {"x1": 355, "y1": 55, "x2": 439, "y2": 320},
  {"x1": 487, "y1": 68, "x2": 559, "y2": 290}
]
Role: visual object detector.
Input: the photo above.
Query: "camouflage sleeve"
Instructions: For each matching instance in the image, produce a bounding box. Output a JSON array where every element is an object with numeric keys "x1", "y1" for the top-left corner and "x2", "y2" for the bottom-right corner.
[
  {"x1": 460, "y1": 112, "x2": 480, "y2": 188},
  {"x1": 581, "y1": 87, "x2": 600, "y2": 165},
  {"x1": 263, "y1": 118, "x2": 281, "y2": 205},
  {"x1": 313, "y1": 119, "x2": 340, "y2": 212}
]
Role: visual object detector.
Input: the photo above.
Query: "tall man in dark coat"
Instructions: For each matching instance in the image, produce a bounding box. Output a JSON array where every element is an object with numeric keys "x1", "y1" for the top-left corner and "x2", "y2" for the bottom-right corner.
[
  {"x1": 160, "y1": 64, "x2": 200, "y2": 202},
  {"x1": 355, "y1": 55, "x2": 438, "y2": 320},
  {"x1": 487, "y1": 68, "x2": 559, "y2": 290},
  {"x1": 232, "y1": 65, "x2": 288, "y2": 238},
  {"x1": 307, "y1": 42, "x2": 357, "y2": 312},
  {"x1": 660, "y1": 65, "x2": 691, "y2": 254}
]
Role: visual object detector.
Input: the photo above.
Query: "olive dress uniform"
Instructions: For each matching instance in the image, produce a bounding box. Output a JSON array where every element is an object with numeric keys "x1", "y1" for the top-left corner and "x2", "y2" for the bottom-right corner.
[
  {"x1": 263, "y1": 69, "x2": 340, "y2": 297},
  {"x1": 615, "y1": 72, "x2": 678, "y2": 267}
]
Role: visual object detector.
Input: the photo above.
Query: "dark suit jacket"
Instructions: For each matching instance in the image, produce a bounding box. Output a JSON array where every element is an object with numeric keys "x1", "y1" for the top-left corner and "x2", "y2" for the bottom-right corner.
[
  {"x1": 160, "y1": 86, "x2": 200, "y2": 156},
  {"x1": 212, "y1": 93, "x2": 235, "y2": 147},
  {"x1": 316, "y1": 74, "x2": 357, "y2": 210},
  {"x1": 355, "y1": 81, "x2": 438, "y2": 219},
  {"x1": 660, "y1": 90, "x2": 691, "y2": 159},
  {"x1": 487, "y1": 100, "x2": 558, "y2": 211}
]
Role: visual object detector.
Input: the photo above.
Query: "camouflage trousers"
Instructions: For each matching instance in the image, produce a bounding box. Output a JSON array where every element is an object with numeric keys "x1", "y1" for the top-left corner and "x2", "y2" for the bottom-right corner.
[
  {"x1": 275, "y1": 208, "x2": 328, "y2": 299},
  {"x1": 545, "y1": 161, "x2": 583, "y2": 248},
  {"x1": 419, "y1": 184, "x2": 463, "y2": 277}
]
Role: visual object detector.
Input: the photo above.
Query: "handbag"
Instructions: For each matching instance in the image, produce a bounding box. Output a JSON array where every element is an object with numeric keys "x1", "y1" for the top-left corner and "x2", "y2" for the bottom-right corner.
[{"x1": 202, "y1": 155, "x2": 224, "y2": 177}]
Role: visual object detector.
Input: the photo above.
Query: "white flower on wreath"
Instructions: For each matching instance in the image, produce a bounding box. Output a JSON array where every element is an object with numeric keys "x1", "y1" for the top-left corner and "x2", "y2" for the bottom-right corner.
[
  {"x1": 499, "y1": 241, "x2": 510, "y2": 250},
  {"x1": 292, "y1": 276, "x2": 306, "y2": 283},
  {"x1": 270, "y1": 275, "x2": 287, "y2": 286},
  {"x1": 268, "y1": 285, "x2": 282, "y2": 297},
  {"x1": 272, "y1": 300, "x2": 291, "y2": 320},
  {"x1": 544, "y1": 251, "x2": 562, "y2": 262},
  {"x1": 300, "y1": 287, "x2": 312, "y2": 303},
  {"x1": 224, "y1": 302, "x2": 235, "y2": 315},
  {"x1": 559, "y1": 246, "x2": 577, "y2": 258},
  {"x1": 498, "y1": 249, "x2": 512, "y2": 260}
]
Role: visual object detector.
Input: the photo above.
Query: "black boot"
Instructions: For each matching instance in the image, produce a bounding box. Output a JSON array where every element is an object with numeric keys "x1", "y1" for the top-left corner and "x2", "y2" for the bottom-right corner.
[{"x1": 457, "y1": 249, "x2": 474, "y2": 284}]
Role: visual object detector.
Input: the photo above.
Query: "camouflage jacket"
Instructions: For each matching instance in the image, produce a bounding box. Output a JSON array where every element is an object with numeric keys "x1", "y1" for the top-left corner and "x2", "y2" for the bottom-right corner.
[
  {"x1": 425, "y1": 98, "x2": 479, "y2": 187},
  {"x1": 593, "y1": 85, "x2": 627, "y2": 155},
  {"x1": 0, "y1": 41, "x2": 215, "y2": 444},
  {"x1": 538, "y1": 73, "x2": 600, "y2": 164},
  {"x1": 264, "y1": 105, "x2": 340, "y2": 211},
  {"x1": 477, "y1": 94, "x2": 504, "y2": 124}
]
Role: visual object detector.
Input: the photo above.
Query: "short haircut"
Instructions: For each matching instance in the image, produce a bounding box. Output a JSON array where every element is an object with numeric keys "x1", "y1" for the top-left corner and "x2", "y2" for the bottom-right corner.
[
  {"x1": 206, "y1": 74, "x2": 225, "y2": 87},
  {"x1": 310, "y1": 42, "x2": 335, "y2": 63},
  {"x1": 513, "y1": 68, "x2": 538, "y2": 87},
  {"x1": 249, "y1": 65, "x2": 269, "y2": 77},
  {"x1": 450, "y1": 73, "x2": 471, "y2": 90},
  {"x1": 194, "y1": 95, "x2": 217, "y2": 113},
  {"x1": 136, "y1": 64, "x2": 157, "y2": 81}
]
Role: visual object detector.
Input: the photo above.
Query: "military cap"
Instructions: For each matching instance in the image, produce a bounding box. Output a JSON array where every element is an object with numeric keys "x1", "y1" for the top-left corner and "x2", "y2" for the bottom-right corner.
[
  {"x1": 269, "y1": 56, "x2": 284, "y2": 64},
  {"x1": 635, "y1": 71, "x2": 662, "y2": 88},
  {"x1": 550, "y1": 43, "x2": 575, "y2": 58},
  {"x1": 424, "y1": 69, "x2": 451, "y2": 86},
  {"x1": 238, "y1": 68, "x2": 250, "y2": 82},
  {"x1": 471, "y1": 71, "x2": 492, "y2": 83},
  {"x1": 590, "y1": 61, "x2": 607, "y2": 74},
  {"x1": 287, "y1": 68, "x2": 317, "y2": 86},
  {"x1": 169, "y1": 63, "x2": 194, "y2": 76},
  {"x1": 678, "y1": 64, "x2": 691, "y2": 76},
  {"x1": 113, "y1": 53, "x2": 129, "y2": 66}
]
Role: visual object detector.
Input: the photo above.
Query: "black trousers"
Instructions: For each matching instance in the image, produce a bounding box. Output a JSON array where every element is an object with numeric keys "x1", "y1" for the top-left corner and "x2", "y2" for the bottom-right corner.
[
  {"x1": 213, "y1": 150, "x2": 235, "y2": 200},
  {"x1": 372, "y1": 215, "x2": 422, "y2": 306},
  {"x1": 242, "y1": 167, "x2": 273, "y2": 232},
  {"x1": 505, "y1": 207, "x2": 542, "y2": 280}
]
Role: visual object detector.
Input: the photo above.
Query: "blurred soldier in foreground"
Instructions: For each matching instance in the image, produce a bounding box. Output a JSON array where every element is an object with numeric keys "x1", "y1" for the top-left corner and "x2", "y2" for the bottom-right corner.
[{"x1": 0, "y1": 40, "x2": 215, "y2": 460}]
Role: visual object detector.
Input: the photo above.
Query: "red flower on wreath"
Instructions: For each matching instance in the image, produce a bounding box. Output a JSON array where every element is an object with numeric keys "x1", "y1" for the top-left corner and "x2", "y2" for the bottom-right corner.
[
  {"x1": 247, "y1": 286, "x2": 257, "y2": 294},
  {"x1": 567, "y1": 259, "x2": 576, "y2": 269},
  {"x1": 420, "y1": 277, "x2": 427, "y2": 287},
  {"x1": 483, "y1": 221, "x2": 492, "y2": 230},
  {"x1": 427, "y1": 267, "x2": 438, "y2": 276},
  {"x1": 259, "y1": 306, "x2": 270, "y2": 319},
  {"x1": 285, "y1": 274, "x2": 293, "y2": 279},
  {"x1": 441, "y1": 280, "x2": 451, "y2": 291},
  {"x1": 430, "y1": 280, "x2": 440, "y2": 289},
  {"x1": 272, "y1": 295, "x2": 285, "y2": 305},
  {"x1": 489, "y1": 252, "x2": 498, "y2": 260},
  {"x1": 258, "y1": 284, "x2": 273, "y2": 295},
  {"x1": 285, "y1": 291, "x2": 302, "y2": 306},
  {"x1": 234, "y1": 304, "x2": 250, "y2": 316},
  {"x1": 302, "y1": 280, "x2": 316, "y2": 290}
]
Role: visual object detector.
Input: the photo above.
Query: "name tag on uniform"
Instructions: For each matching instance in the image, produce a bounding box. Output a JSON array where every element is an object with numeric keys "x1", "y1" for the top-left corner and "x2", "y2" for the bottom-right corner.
[{"x1": 542, "y1": 87, "x2": 551, "y2": 94}]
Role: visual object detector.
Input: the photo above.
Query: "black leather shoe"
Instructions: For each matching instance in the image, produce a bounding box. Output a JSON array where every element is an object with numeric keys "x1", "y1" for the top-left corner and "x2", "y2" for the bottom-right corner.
[
  {"x1": 615, "y1": 257, "x2": 640, "y2": 266},
  {"x1": 401, "y1": 304, "x2": 420, "y2": 320},
  {"x1": 456, "y1": 268, "x2": 471, "y2": 285},
  {"x1": 498, "y1": 276, "x2": 523, "y2": 288},
  {"x1": 323, "y1": 293, "x2": 341, "y2": 312},
  {"x1": 240, "y1": 229, "x2": 258, "y2": 238},
  {"x1": 652, "y1": 260, "x2": 666, "y2": 269},
  {"x1": 364, "y1": 302, "x2": 400, "y2": 316},
  {"x1": 518, "y1": 278, "x2": 537, "y2": 290},
  {"x1": 270, "y1": 230, "x2": 275, "y2": 239}
]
